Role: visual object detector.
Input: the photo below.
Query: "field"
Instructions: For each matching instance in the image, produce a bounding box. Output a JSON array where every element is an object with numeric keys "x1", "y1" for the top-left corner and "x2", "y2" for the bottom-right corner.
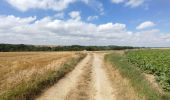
[
  {"x1": 0, "y1": 52, "x2": 86, "y2": 100},
  {"x1": 106, "y1": 50, "x2": 170, "y2": 100},
  {"x1": 0, "y1": 50, "x2": 170, "y2": 100},
  {"x1": 126, "y1": 49, "x2": 170, "y2": 91}
]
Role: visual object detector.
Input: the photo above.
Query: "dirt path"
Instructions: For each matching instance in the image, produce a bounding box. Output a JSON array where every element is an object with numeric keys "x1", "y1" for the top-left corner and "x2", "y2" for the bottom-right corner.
[
  {"x1": 64, "y1": 56, "x2": 93, "y2": 100},
  {"x1": 35, "y1": 54, "x2": 92, "y2": 100},
  {"x1": 92, "y1": 53, "x2": 116, "y2": 100},
  {"x1": 35, "y1": 53, "x2": 132, "y2": 100}
]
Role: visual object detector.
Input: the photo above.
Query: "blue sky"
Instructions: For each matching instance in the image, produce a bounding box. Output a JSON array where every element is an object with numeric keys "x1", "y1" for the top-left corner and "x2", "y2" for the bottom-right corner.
[{"x1": 0, "y1": 0, "x2": 170, "y2": 47}]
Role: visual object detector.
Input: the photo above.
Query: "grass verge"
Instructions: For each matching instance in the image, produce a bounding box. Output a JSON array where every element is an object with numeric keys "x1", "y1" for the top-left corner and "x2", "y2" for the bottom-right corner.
[
  {"x1": 105, "y1": 53, "x2": 170, "y2": 100},
  {"x1": 0, "y1": 54, "x2": 86, "y2": 100}
]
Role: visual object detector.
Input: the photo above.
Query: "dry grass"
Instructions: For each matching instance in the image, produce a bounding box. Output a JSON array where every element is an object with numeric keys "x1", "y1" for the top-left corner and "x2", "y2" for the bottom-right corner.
[
  {"x1": 0, "y1": 52, "x2": 81, "y2": 97},
  {"x1": 104, "y1": 62, "x2": 143, "y2": 100},
  {"x1": 144, "y1": 73, "x2": 163, "y2": 93}
]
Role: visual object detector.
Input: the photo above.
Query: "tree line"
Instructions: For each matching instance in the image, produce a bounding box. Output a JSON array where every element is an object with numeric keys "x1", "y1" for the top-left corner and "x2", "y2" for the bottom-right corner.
[{"x1": 0, "y1": 44, "x2": 137, "y2": 52}]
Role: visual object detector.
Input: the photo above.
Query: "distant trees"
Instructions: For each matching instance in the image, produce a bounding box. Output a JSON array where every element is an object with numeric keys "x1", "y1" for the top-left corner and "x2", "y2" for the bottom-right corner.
[{"x1": 0, "y1": 44, "x2": 136, "y2": 52}]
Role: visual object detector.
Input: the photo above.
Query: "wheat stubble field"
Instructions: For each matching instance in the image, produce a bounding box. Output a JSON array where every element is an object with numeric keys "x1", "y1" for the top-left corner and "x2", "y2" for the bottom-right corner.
[
  {"x1": 0, "y1": 50, "x2": 170, "y2": 100},
  {"x1": 0, "y1": 52, "x2": 86, "y2": 100}
]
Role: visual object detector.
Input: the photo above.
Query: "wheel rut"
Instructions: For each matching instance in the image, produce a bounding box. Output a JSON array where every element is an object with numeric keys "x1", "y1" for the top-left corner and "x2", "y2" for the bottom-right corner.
[
  {"x1": 35, "y1": 53, "x2": 116, "y2": 100},
  {"x1": 35, "y1": 54, "x2": 92, "y2": 100},
  {"x1": 91, "y1": 53, "x2": 116, "y2": 100}
]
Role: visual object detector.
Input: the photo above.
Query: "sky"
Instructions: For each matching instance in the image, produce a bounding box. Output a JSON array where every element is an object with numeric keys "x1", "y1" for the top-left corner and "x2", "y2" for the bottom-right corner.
[{"x1": 0, "y1": 0, "x2": 170, "y2": 47}]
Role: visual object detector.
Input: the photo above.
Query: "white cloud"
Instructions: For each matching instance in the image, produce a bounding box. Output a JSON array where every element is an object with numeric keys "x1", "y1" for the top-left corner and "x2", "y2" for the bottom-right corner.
[
  {"x1": 0, "y1": 15, "x2": 169, "y2": 47},
  {"x1": 98, "y1": 23, "x2": 126, "y2": 32},
  {"x1": 6, "y1": 0, "x2": 104, "y2": 15},
  {"x1": 0, "y1": 15, "x2": 36, "y2": 29},
  {"x1": 54, "y1": 12, "x2": 64, "y2": 19},
  {"x1": 6, "y1": 0, "x2": 78, "y2": 12},
  {"x1": 83, "y1": 0, "x2": 104, "y2": 15},
  {"x1": 69, "y1": 11, "x2": 81, "y2": 20},
  {"x1": 136, "y1": 21, "x2": 155, "y2": 30},
  {"x1": 111, "y1": 0, "x2": 144, "y2": 7},
  {"x1": 87, "y1": 16, "x2": 98, "y2": 21},
  {"x1": 126, "y1": 0, "x2": 144, "y2": 7},
  {"x1": 111, "y1": 0, "x2": 124, "y2": 4}
]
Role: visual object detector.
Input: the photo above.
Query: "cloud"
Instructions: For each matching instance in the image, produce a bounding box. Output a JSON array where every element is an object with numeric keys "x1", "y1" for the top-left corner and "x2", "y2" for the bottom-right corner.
[
  {"x1": 87, "y1": 16, "x2": 98, "y2": 21},
  {"x1": 54, "y1": 12, "x2": 64, "y2": 19},
  {"x1": 0, "y1": 15, "x2": 169, "y2": 46},
  {"x1": 6, "y1": 0, "x2": 104, "y2": 15},
  {"x1": 111, "y1": 0, "x2": 144, "y2": 7},
  {"x1": 6, "y1": 0, "x2": 78, "y2": 12},
  {"x1": 126, "y1": 0, "x2": 144, "y2": 7},
  {"x1": 0, "y1": 15, "x2": 129, "y2": 45},
  {"x1": 0, "y1": 15, "x2": 36, "y2": 29},
  {"x1": 69, "y1": 11, "x2": 81, "y2": 20},
  {"x1": 83, "y1": 0, "x2": 104, "y2": 15},
  {"x1": 136, "y1": 21, "x2": 155, "y2": 30},
  {"x1": 111, "y1": 0, "x2": 124, "y2": 4},
  {"x1": 98, "y1": 23, "x2": 126, "y2": 32}
]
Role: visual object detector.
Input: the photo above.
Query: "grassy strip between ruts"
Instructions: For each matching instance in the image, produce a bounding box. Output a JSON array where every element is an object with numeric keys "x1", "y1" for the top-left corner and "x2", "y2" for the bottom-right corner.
[
  {"x1": 0, "y1": 54, "x2": 86, "y2": 100},
  {"x1": 105, "y1": 53, "x2": 170, "y2": 100}
]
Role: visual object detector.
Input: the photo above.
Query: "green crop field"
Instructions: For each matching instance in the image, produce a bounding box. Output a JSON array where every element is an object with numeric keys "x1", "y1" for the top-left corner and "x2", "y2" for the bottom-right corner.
[{"x1": 126, "y1": 49, "x2": 170, "y2": 91}]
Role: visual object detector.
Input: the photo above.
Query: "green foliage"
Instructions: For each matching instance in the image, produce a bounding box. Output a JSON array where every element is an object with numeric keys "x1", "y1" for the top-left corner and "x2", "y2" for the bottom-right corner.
[
  {"x1": 105, "y1": 53, "x2": 169, "y2": 100},
  {"x1": 126, "y1": 49, "x2": 170, "y2": 91},
  {"x1": 0, "y1": 44, "x2": 136, "y2": 52}
]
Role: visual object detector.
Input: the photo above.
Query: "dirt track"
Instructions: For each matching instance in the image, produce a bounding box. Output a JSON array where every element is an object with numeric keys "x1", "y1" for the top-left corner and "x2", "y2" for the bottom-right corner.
[
  {"x1": 35, "y1": 53, "x2": 136, "y2": 100},
  {"x1": 92, "y1": 53, "x2": 116, "y2": 100},
  {"x1": 36, "y1": 54, "x2": 91, "y2": 100}
]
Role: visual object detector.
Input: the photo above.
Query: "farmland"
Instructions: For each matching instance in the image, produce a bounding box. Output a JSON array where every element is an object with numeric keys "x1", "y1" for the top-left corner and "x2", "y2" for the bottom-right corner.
[
  {"x1": 126, "y1": 49, "x2": 170, "y2": 91},
  {"x1": 105, "y1": 50, "x2": 170, "y2": 100},
  {"x1": 0, "y1": 50, "x2": 170, "y2": 100},
  {"x1": 0, "y1": 52, "x2": 86, "y2": 100},
  {"x1": 1, "y1": 51, "x2": 141, "y2": 100}
]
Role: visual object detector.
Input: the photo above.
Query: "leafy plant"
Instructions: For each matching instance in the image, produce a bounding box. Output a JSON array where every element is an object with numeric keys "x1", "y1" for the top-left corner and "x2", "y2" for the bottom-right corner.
[{"x1": 126, "y1": 49, "x2": 170, "y2": 91}]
